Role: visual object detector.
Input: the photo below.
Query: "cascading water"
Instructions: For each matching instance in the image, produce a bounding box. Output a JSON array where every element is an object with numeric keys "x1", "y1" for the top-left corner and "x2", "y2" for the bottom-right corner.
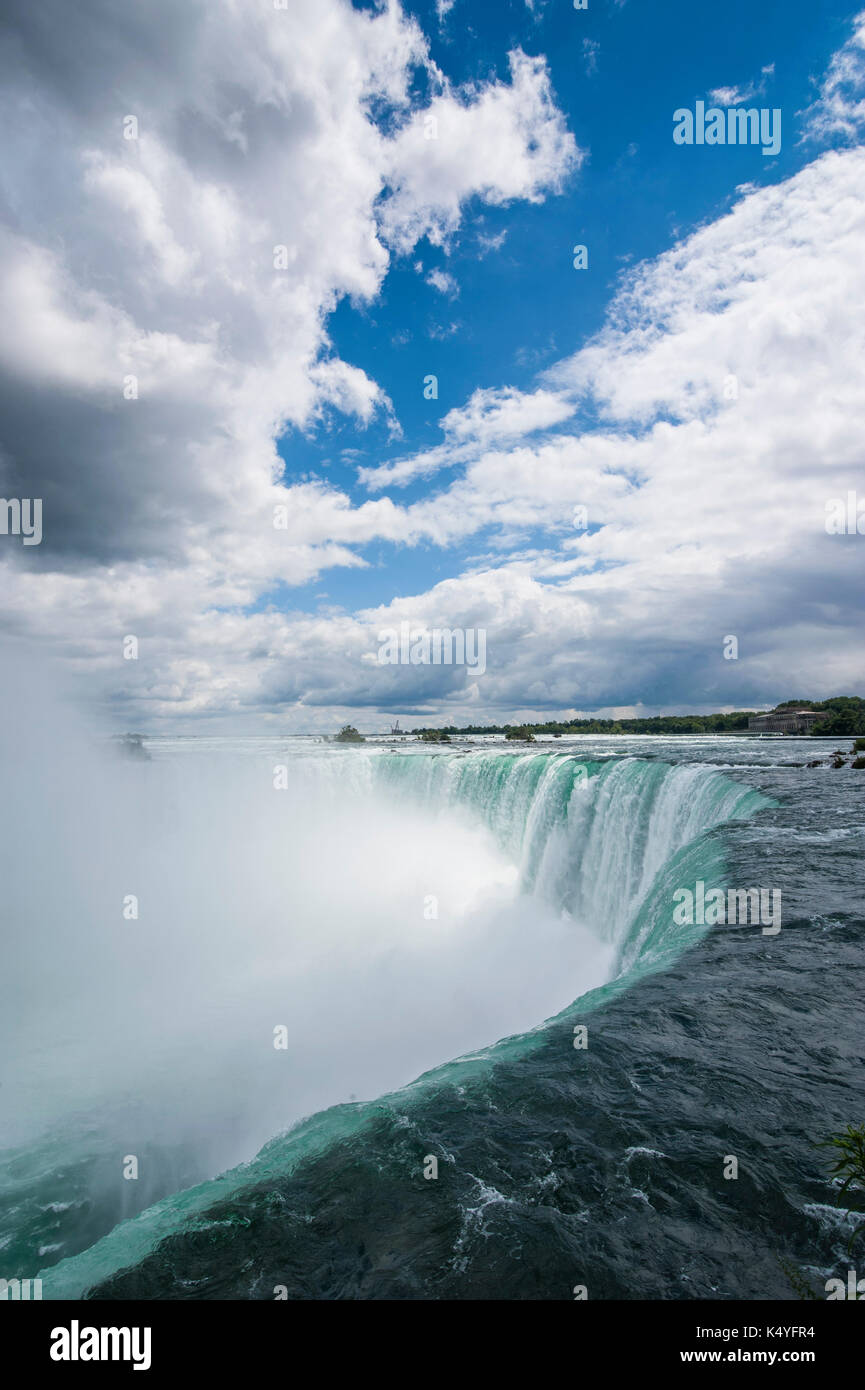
[
  {"x1": 375, "y1": 750, "x2": 769, "y2": 974},
  {"x1": 0, "y1": 744, "x2": 773, "y2": 1299}
]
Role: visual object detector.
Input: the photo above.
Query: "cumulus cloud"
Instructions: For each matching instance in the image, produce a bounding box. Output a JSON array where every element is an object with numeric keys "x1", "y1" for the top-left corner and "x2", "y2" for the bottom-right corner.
[
  {"x1": 379, "y1": 50, "x2": 582, "y2": 252},
  {"x1": 1, "y1": 0, "x2": 863, "y2": 728},
  {"x1": 0, "y1": 0, "x2": 579, "y2": 720},
  {"x1": 0, "y1": 0, "x2": 577, "y2": 557},
  {"x1": 344, "y1": 147, "x2": 865, "y2": 717}
]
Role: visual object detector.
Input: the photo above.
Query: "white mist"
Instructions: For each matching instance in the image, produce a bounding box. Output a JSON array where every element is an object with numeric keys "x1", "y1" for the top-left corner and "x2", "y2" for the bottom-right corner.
[{"x1": 0, "y1": 646, "x2": 613, "y2": 1182}]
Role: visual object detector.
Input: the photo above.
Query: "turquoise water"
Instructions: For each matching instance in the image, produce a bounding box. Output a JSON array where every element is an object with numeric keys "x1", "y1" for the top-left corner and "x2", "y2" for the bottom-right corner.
[{"x1": 3, "y1": 745, "x2": 778, "y2": 1299}]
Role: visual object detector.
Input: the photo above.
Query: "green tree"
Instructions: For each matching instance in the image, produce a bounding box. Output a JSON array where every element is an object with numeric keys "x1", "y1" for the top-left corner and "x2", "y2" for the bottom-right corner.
[
  {"x1": 334, "y1": 725, "x2": 364, "y2": 743},
  {"x1": 820, "y1": 1123, "x2": 865, "y2": 1250}
]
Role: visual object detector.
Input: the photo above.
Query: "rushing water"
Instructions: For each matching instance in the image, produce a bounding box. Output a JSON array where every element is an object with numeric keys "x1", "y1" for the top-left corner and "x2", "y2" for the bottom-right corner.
[{"x1": 1, "y1": 732, "x2": 862, "y2": 1299}]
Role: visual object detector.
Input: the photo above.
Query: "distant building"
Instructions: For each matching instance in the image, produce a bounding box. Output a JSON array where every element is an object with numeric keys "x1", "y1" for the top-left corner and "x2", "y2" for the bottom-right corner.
[{"x1": 748, "y1": 709, "x2": 822, "y2": 734}]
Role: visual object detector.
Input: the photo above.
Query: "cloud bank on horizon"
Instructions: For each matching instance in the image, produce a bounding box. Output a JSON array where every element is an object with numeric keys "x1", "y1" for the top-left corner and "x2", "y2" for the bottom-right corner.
[{"x1": 0, "y1": 0, "x2": 863, "y2": 730}]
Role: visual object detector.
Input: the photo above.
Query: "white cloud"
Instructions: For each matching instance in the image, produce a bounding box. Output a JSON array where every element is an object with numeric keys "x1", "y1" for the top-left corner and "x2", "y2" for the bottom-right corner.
[
  {"x1": 359, "y1": 386, "x2": 577, "y2": 489},
  {"x1": 379, "y1": 50, "x2": 583, "y2": 252},
  {"x1": 708, "y1": 60, "x2": 775, "y2": 108},
  {"x1": 708, "y1": 84, "x2": 757, "y2": 106},
  {"x1": 426, "y1": 267, "x2": 460, "y2": 297},
  {"x1": 1, "y1": 1, "x2": 863, "y2": 728},
  {"x1": 477, "y1": 229, "x2": 508, "y2": 256},
  {"x1": 10, "y1": 138, "x2": 865, "y2": 723},
  {"x1": 347, "y1": 146, "x2": 865, "y2": 716},
  {"x1": 444, "y1": 387, "x2": 576, "y2": 444},
  {"x1": 0, "y1": 0, "x2": 577, "y2": 595},
  {"x1": 802, "y1": 9, "x2": 865, "y2": 142}
]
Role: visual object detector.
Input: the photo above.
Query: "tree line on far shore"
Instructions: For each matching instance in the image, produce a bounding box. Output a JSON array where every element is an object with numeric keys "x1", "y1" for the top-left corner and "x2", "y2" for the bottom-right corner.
[{"x1": 408, "y1": 696, "x2": 865, "y2": 739}]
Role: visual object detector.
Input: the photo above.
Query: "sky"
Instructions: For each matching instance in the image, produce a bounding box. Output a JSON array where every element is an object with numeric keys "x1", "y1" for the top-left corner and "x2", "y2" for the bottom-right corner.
[{"x1": 0, "y1": 0, "x2": 863, "y2": 732}]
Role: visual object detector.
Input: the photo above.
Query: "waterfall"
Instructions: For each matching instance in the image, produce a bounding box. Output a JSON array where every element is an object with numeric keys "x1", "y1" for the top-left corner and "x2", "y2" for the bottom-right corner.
[{"x1": 14, "y1": 748, "x2": 770, "y2": 1299}]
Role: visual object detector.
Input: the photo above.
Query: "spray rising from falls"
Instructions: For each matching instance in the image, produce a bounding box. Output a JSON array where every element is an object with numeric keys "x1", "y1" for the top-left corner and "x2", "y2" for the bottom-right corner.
[
  {"x1": 0, "y1": 731, "x2": 770, "y2": 1296},
  {"x1": 374, "y1": 750, "x2": 769, "y2": 976}
]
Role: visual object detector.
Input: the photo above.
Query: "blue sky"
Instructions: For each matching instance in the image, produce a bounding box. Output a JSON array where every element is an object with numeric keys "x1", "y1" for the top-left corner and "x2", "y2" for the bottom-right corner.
[{"x1": 0, "y1": 0, "x2": 863, "y2": 729}]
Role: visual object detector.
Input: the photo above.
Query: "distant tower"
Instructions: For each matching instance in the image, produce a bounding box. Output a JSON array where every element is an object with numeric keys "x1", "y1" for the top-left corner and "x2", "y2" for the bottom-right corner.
[{"x1": 390, "y1": 718, "x2": 401, "y2": 735}]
